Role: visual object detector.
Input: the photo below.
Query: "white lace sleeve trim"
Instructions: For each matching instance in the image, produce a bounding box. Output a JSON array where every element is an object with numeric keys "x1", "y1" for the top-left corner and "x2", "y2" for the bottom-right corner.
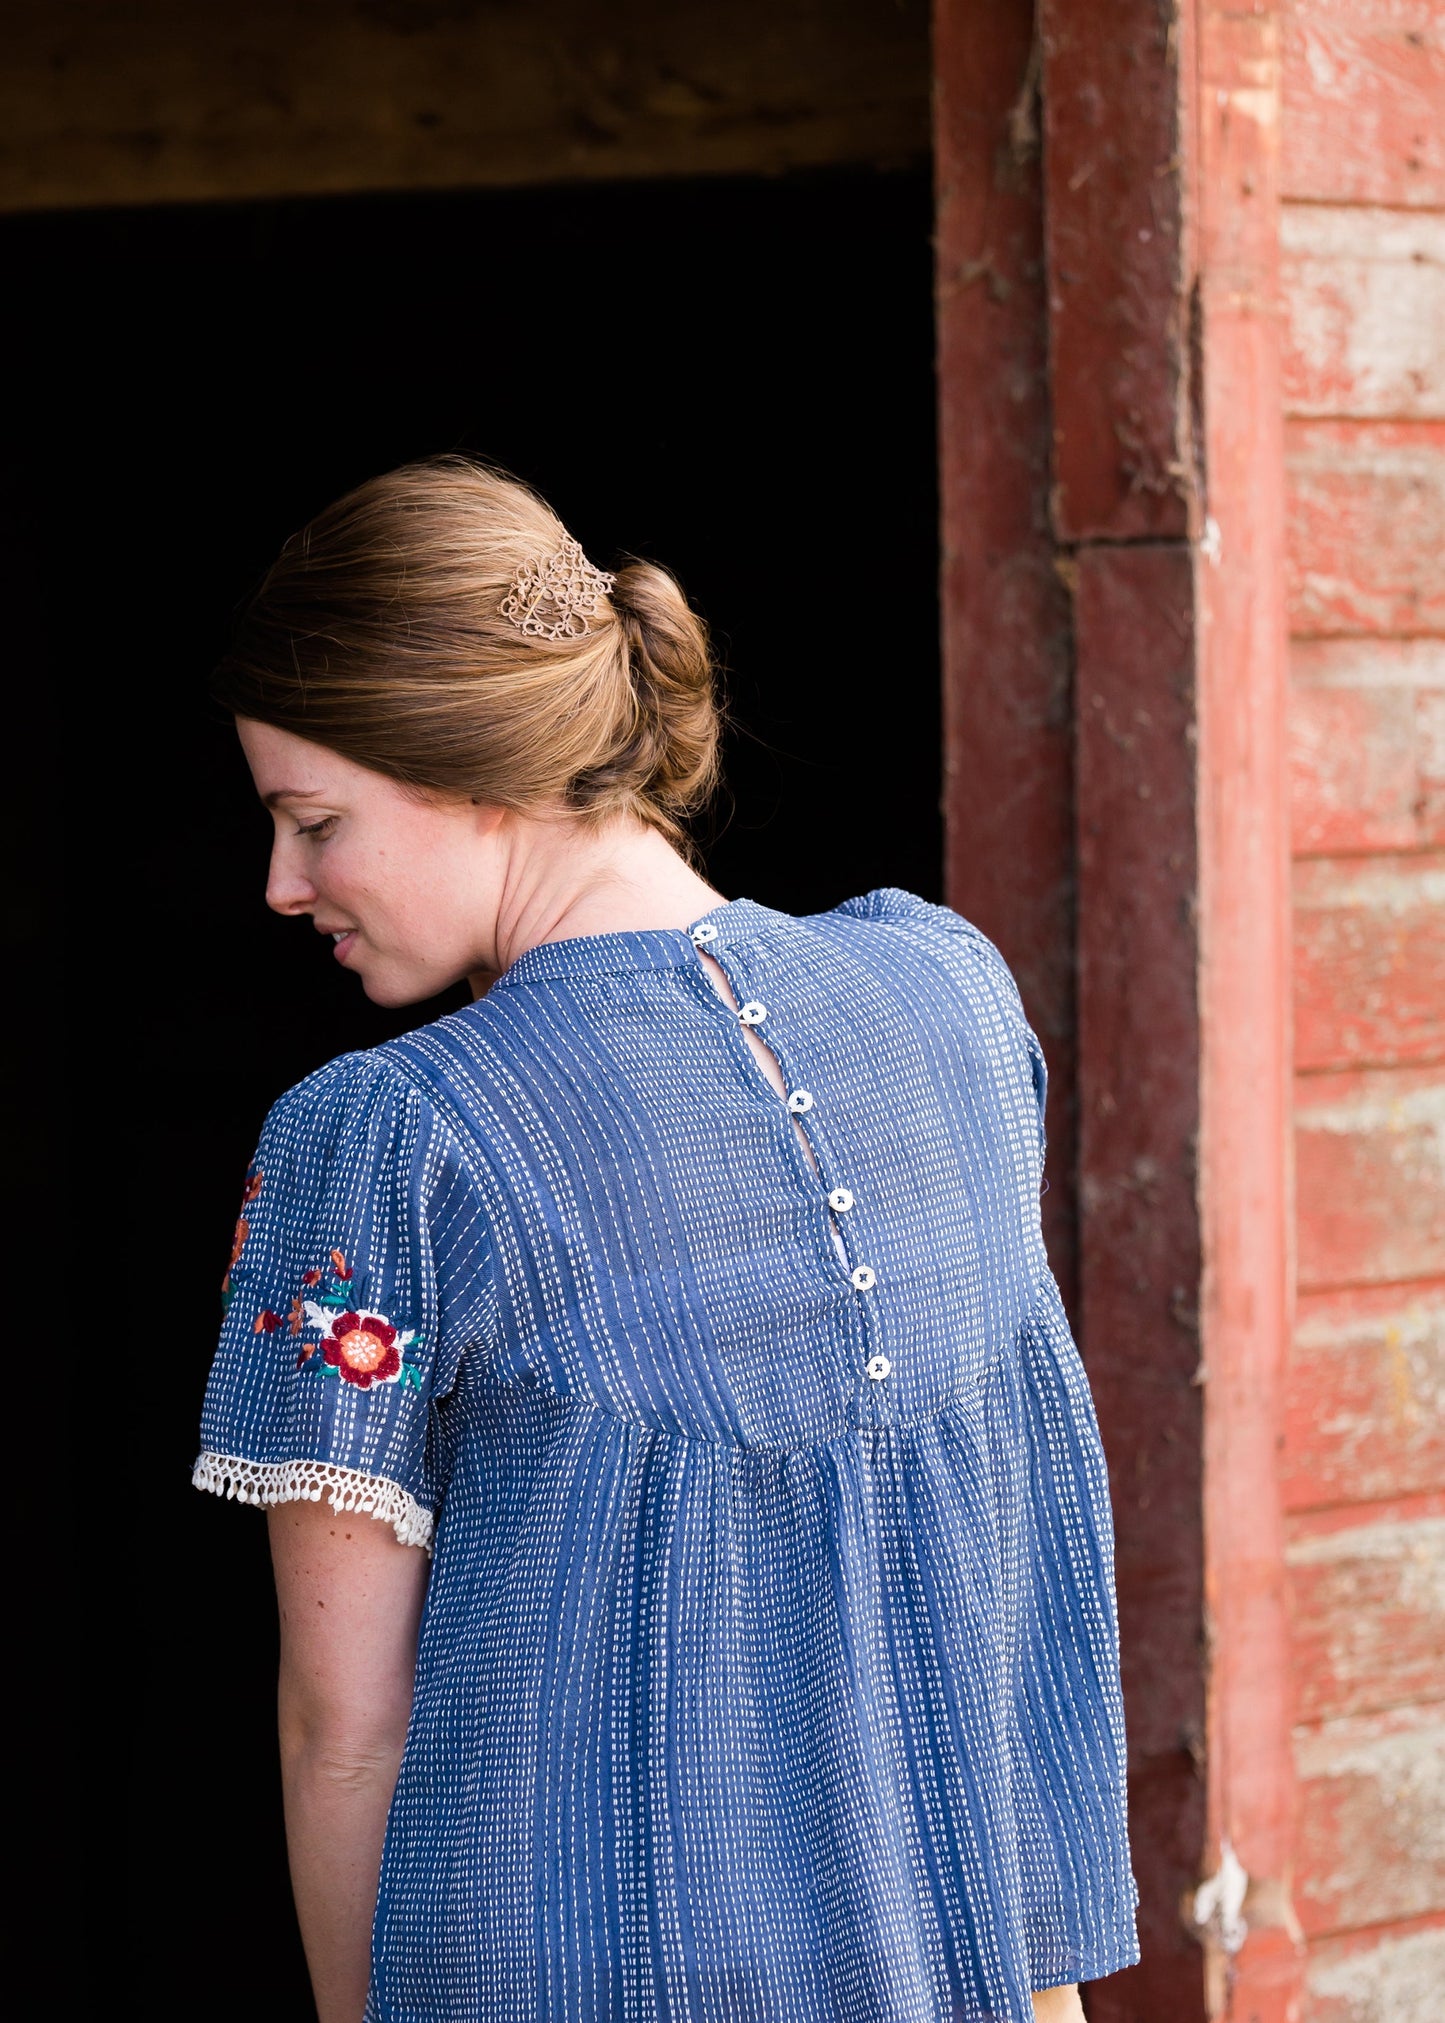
[{"x1": 191, "y1": 1452, "x2": 435, "y2": 1552}]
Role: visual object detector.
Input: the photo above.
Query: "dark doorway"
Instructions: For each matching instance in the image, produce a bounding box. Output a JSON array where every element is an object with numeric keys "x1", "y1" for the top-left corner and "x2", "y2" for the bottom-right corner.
[{"x1": 25, "y1": 164, "x2": 938, "y2": 2013}]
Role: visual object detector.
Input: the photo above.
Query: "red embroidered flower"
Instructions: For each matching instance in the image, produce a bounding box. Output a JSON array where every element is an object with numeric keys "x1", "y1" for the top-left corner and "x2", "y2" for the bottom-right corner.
[
  {"x1": 228, "y1": 1217, "x2": 250, "y2": 1272},
  {"x1": 254, "y1": 1309, "x2": 284, "y2": 1334},
  {"x1": 330, "y1": 1249, "x2": 353, "y2": 1281},
  {"x1": 322, "y1": 1310, "x2": 401, "y2": 1388},
  {"x1": 301, "y1": 1269, "x2": 324, "y2": 1287}
]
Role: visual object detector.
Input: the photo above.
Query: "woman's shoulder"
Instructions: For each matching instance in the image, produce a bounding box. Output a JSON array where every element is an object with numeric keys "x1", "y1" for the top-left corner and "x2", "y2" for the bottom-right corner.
[
  {"x1": 811, "y1": 888, "x2": 1030, "y2": 1026},
  {"x1": 814, "y1": 886, "x2": 1015, "y2": 967},
  {"x1": 258, "y1": 1043, "x2": 446, "y2": 1152}
]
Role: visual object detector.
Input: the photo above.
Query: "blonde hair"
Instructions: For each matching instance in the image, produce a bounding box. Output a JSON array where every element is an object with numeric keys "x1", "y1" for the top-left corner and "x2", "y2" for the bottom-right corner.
[{"x1": 212, "y1": 456, "x2": 721, "y2": 853}]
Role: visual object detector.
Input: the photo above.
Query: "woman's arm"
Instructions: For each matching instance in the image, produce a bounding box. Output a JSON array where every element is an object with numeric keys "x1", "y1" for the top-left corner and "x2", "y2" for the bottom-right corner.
[
  {"x1": 269, "y1": 1501, "x2": 430, "y2": 2023},
  {"x1": 1033, "y1": 1985, "x2": 1085, "y2": 2020}
]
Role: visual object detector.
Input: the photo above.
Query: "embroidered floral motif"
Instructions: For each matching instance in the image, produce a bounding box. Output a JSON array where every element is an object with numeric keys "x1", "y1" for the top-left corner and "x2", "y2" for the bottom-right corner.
[
  {"x1": 249, "y1": 1247, "x2": 427, "y2": 1392},
  {"x1": 221, "y1": 1167, "x2": 264, "y2": 1316},
  {"x1": 321, "y1": 1311, "x2": 402, "y2": 1386}
]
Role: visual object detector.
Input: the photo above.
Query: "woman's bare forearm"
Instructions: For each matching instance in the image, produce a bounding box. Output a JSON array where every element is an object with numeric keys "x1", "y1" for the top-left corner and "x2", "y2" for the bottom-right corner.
[
  {"x1": 269, "y1": 1502, "x2": 430, "y2": 2023},
  {"x1": 279, "y1": 1722, "x2": 406, "y2": 2023}
]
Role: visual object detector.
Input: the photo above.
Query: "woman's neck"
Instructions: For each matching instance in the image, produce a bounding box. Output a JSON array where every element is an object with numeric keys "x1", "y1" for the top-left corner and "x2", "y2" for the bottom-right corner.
[{"x1": 473, "y1": 816, "x2": 727, "y2": 994}]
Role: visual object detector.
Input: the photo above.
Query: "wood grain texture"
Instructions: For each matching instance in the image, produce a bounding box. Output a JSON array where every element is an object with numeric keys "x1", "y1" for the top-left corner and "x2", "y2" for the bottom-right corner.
[
  {"x1": 1282, "y1": 1282, "x2": 1445, "y2": 1511},
  {"x1": 1293, "y1": 1704, "x2": 1445, "y2": 1937},
  {"x1": 0, "y1": 0, "x2": 931, "y2": 212},
  {"x1": 1289, "y1": 685, "x2": 1431, "y2": 853},
  {"x1": 1281, "y1": 3, "x2": 1445, "y2": 207},
  {"x1": 1285, "y1": 419, "x2": 1445, "y2": 635},
  {"x1": 1305, "y1": 1917, "x2": 1445, "y2": 2023},
  {"x1": 1070, "y1": 541, "x2": 1208, "y2": 2023},
  {"x1": 1281, "y1": 204, "x2": 1445, "y2": 420},
  {"x1": 1039, "y1": 0, "x2": 1191, "y2": 541},
  {"x1": 1292, "y1": 854, "x2": 1445, "y2": 1068},
  {"x1": 1292, "y1": 635, "x2": 1445, "y2": 691},
  {"x1": 1286, "y1": 1505, "x2": 1445, "y2": 1722},
  {"x1": 1295, "y1": 1065, "x2": 1445, "y2": 1290},
  {"x1": 935, "y1": 0, "x2": 1080, "y2": 1302},
  {"x1": 1193, "y1": 17, "x2": 1304, "y2": 2012},
  {"x1": 1421, "y1": 685, "x2": 1445, "y2": 842}
]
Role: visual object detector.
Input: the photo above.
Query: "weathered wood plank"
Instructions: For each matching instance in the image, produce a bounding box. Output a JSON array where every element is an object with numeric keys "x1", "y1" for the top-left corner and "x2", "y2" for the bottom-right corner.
[
  {"x1": 1295, "y1": 1066, "x2": 1445, "y2": 1290},
  {"x1": 1071, "y1": 541, "x2": 1209, "y2": 2023},
  {"x1": 1292, "y1": 636, "x2": 1445, "y2": 691},
  {"x1": 0, "y1": 0, "x2": 930, "y2": 213},
  {"x1": 1423, "y1": 686, "x2": 1445, "y2": 844},
  {"x1": 1286, "y1": 419, "x2": 1445, "y2": 635},
  {"x1": 1283, "y1": 1282, "x2": 1445, "y2": 1511},
  {"x1": 936, "y1": 0, "x2": 1079, "y2": 1300},
  {"x1": 1294, "y1": 1704, "x2": 1445, "y2": 1936},
  {"x1": 1039, "y1": 0, "x2": 1191, "y2": 541},
  {"x1": 1194, "y1": 22, "x2": 1304, "y2": 2012},
  {"x1": 1289, "y1": 685, "x2": 1427, "y2": 853},
  {"x1": 1281, "y1": 204, "x2": 1445, "y2": 420},
  {"x1": 1307, "y1": 1917, "x2": 1445, "y2": 2023},
  {"x1": 1286, "y1": 1507, "x2": 1445, "y2": 1722},
  {"x1": 1282, "y1": 7, "x2": 1445, "y2": 208},
  {"x1": 1292, "y1": 854, "x2": 1445, "y2": 1067}
]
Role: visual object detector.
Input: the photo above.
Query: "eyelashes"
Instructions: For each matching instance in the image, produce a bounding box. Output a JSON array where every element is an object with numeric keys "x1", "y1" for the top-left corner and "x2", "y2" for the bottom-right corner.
[{"x1": 294, "y1": 816, "x2": 338, "y2": 839}]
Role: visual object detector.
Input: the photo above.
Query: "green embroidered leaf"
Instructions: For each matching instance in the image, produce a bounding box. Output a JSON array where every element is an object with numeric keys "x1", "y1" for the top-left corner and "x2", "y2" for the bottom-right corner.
[{"x1": 402, "y1": 1363, "x2": 424, "y2": 1391}]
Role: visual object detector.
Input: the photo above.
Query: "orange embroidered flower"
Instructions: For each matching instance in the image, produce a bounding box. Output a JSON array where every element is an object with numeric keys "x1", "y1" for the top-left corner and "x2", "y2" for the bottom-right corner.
[
  {"x1": 287, "y1": 1294, "x2": 307, "y2": 1335},
  {"x1": 229, "y1": 1217, "x2": 250, "y2": 1272},
  {"x1": 330, "y1": 1249, "x2": 353, "y2": 1281},
  {"x1": 242, "y1": 1169, "x2": 264, "y2": 1205},
  {"x1": 321, "y1": 1310, "x2": 401, "y2": 1389}
]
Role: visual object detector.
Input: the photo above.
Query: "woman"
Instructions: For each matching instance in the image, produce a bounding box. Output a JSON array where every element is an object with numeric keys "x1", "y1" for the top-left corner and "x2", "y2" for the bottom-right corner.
[{"x1": 196, "y1": 457, "x2": 1137, "y2": 2023}]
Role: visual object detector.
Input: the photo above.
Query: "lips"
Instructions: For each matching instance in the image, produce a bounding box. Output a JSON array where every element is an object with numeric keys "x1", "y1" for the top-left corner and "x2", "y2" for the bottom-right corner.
[{"x1": 323, "y1": 928, "x2": 358, "y2": 963}]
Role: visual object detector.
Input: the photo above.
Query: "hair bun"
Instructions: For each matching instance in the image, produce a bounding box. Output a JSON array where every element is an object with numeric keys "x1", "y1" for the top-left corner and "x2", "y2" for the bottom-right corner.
[
  {"x1": 607, "y1": 560, "x2": 720, "y2": 823},
  {"x1": 211, "y1": 455, "x2": 721, "y2": 856}
]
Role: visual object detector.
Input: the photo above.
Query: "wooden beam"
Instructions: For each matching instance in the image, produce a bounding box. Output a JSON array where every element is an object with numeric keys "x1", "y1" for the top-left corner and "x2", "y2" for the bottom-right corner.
[
  {"x1": 934, "y1": 0, "x2": 1080, "y2": 1303},
  {"x1": 1040, "y1": 0, "x2": 1194, "y2": 541},
  {"x1": 0, "y1": 0, "x2": 930, "y2": 213},
  {"x1": 1194, "y1": 7, "x2": 1302, "y2": 2015},
  {"x1": 1071, "y1": 541, "x2": 1209, "y2": 2023}
]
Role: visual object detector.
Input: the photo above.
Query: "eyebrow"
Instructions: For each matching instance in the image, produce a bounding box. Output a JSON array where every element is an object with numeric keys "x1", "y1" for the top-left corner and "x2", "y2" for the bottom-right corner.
[{"x1": 262, "y1": 787, "x2": 323, "y2": 808}]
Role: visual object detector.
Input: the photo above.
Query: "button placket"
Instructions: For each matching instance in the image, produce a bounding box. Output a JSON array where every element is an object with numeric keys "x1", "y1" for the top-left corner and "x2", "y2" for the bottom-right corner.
[{"x1": 688, "y1": 935, "x2": 890, "y2": 1399}]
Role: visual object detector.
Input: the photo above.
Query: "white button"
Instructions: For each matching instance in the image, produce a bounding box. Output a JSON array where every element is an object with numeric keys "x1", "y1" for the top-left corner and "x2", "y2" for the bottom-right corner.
[
  {"x1": 866, "y1": 1355, "x2": 892, "y2": 1381},
  {"x1": 828, "y1": 1188, "x2": 855, "y2": 1213},
  {"x1": 787, "y1": 1090, "x2": 814, "y2": 1115},
  {"x1": 739, "y1": 1001, "x2": 768, "y2": 1026},
  {"x1": 851, "y1": 1265, "x2": 876, "y2": 1291},
  {"x1": 691, "y1": 921, "x2": 718, "y2": 944}
]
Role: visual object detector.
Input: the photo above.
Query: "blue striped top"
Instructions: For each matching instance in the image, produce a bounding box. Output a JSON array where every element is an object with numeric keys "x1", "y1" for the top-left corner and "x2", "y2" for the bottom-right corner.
[{"x1": 196, "y1": 889, "x2": 1138, "y2": 2021}]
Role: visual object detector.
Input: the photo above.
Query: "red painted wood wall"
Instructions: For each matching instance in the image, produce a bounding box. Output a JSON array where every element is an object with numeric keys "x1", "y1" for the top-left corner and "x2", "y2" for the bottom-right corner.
[
  {"x1": 1279, "y1": 0, "x2": 1445, "y2": 2011},
  {"x1": 936, "y1": 0, "x2": 1443, "y2": 2016}
]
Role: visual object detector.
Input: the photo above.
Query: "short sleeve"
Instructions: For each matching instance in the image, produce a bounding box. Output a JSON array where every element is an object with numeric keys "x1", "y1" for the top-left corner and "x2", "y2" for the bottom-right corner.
[{"x1": 193, "y1": 1052, "x2": 494, "y2": 1550}]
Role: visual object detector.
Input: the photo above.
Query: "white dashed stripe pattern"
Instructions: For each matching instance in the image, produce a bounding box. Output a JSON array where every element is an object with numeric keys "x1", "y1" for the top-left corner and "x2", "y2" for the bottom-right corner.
[{"x1": 195, "y1": 889, "x2": 1138, "y2": 2021}]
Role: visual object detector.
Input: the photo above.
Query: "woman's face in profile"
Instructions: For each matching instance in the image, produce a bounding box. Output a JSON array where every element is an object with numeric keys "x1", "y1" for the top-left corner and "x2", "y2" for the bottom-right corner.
[{"x1": 238, "y1": 718, "x2": 501, "y2": 1007}]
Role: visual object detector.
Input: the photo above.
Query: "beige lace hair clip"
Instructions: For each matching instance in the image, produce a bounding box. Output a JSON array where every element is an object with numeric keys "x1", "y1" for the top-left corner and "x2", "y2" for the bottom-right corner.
[{"x1": 500, "y1": 535, "x2": 616, "y2": 642}]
